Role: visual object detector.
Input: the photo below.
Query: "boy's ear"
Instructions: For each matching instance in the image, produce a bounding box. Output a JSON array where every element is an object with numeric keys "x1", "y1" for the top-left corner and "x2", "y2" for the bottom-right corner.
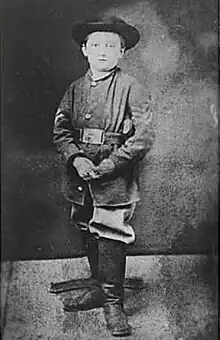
[
  {"x1": 120, "y1": 48, "x2": 126, "y2": 57},
  {"x1": 81, "y1": 44, "x2": 88, "y2": 57}
]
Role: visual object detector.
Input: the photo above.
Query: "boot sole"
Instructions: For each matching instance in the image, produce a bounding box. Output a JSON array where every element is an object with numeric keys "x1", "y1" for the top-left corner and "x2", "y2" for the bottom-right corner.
[
  {"x1": 110, "y1": 327, "x2": 132, "y2": 337},
  {"x1": 49, "y1": 278, "x2": 98, "y2": 294}
]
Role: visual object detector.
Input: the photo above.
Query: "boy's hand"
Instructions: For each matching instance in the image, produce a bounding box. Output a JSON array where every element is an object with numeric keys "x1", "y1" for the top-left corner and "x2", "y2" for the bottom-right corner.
[
  {"x1": 73, "y1": 157, "x2": 96, "y2": 181},
  {"x1": 89, "y1": 158, "x2": 115, "y2": 180}
]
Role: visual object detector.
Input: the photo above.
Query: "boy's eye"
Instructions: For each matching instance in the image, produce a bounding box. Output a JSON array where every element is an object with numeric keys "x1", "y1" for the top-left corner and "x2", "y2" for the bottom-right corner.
[
  {"x1": 91, "y1": 43, "x2": 99, "y2": 47},
  {"x1": 106, "y1": 44, "x2": 116, "y2": 48}
]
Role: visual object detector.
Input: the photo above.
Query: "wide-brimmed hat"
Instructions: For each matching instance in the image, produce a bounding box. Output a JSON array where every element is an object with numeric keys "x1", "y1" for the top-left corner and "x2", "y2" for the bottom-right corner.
[{"x1": 71, "y1": 16, "x2": 140, "y2": 50}]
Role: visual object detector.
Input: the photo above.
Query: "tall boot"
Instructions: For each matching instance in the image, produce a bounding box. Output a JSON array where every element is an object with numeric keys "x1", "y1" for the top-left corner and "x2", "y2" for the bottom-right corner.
[
  {"x1": 98, "y1": 237, "x2": 132, "y2": 337},
  {"x1": 62, "y1": 231, "x2": 105, "y2": 311}
]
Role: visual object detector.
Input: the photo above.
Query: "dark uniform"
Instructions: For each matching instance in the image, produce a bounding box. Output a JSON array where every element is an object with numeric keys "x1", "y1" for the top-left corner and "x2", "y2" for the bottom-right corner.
[{"x1": 53, "y1": 67, "x2": 154, "y2": 243}]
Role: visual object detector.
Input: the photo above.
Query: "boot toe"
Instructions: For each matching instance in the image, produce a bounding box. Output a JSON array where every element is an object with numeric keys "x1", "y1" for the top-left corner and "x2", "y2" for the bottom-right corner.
[
  {"x1": 62, "y1": 287, "x2": 104, "y2": 311},
  {"x1": 110, "y1": 325, "x2": 132, "y2": 337},
  {"x1": 104, "y1": 304, "x2": 132, "y2": 337}
]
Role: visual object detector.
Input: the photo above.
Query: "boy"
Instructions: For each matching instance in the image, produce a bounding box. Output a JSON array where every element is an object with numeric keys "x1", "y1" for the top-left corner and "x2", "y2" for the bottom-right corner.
[{"x1": 53, "y1": 16, "x2": 154, "y2": 337}]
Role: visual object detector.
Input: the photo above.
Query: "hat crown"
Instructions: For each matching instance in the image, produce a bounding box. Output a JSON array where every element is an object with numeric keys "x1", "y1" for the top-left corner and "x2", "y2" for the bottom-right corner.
[
  {"x1": 71, "y1": 16, "x2": 140, "y2": 50},
  {"x1": 84, "y1": 16, "x2": 128, "y2": 26}
]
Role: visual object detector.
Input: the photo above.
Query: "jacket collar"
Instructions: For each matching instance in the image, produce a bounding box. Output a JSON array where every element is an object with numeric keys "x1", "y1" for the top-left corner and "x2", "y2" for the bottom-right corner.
[{"x1": 85, "y1": 66, "x2": 119, "y2": 84}]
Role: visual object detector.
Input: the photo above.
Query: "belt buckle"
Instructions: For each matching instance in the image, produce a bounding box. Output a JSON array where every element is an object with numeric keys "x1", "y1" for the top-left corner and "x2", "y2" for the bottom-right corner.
[{"x1": 82, "y1": 128, "x2": 104, "y2": 144}]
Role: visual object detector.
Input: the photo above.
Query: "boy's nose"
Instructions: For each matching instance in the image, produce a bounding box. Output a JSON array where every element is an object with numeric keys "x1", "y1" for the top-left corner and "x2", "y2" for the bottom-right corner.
[
  {"x1": 99, "y1": 53, "x2": 106, "y2": 59},
  {"x1": 99, "y1": 49, "x2": 107, "y2": 56}
]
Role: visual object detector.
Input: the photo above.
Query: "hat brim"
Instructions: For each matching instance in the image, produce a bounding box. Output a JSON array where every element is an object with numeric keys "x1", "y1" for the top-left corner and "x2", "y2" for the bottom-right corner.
[{"x1": 71, "y1": 21, "x2": 140, "y2": 50}]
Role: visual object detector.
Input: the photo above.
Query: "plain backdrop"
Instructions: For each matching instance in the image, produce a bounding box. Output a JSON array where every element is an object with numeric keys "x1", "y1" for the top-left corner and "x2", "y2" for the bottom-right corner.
[{"x1": 1, "y1": 0, "x2": 218, "y2": 260}]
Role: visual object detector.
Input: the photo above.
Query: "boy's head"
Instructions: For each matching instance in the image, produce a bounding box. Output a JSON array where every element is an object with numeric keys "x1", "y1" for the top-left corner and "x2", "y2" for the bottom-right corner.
[
  {"x1": 81, "y1": 31, "x2": 125, "y2": 73},
  {"x1": 71, "y1": 16, "x2": 140, "y2": 72}
]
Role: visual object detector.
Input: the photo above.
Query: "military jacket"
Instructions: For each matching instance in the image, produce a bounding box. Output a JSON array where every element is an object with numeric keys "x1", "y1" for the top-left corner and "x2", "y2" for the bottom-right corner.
[{"x1": 53, "y1": 67, "x2": 154, "y2": 206}]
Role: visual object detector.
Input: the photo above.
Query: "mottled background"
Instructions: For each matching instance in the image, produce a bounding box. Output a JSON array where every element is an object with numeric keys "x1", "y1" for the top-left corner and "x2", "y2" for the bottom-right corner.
[{"x1": 1, "y1": 0, "x2": 218, "y2": 260}]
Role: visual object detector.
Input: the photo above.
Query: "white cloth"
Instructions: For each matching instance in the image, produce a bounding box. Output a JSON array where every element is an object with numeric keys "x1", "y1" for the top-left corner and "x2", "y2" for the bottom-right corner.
[{"x1": 88, "y1": 204, "x2": 136, "y2": 244}]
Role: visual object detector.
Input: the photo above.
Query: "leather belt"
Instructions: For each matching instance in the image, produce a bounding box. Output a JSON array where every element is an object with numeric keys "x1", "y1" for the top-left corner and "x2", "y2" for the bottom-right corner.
[{"x1": 73, "y1": 128, "x2": 125, "y2": 146}]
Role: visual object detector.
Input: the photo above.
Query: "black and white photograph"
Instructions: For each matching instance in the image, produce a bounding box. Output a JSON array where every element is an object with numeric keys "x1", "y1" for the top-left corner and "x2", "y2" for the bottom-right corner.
[{"x1": 1, "y1": 0, "x2": 218, "y2": 339}]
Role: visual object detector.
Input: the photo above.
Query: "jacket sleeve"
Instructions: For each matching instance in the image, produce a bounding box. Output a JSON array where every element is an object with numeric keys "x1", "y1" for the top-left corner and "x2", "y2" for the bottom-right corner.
[
  {"x1": 53, "y1": 83, "x2": 85, "y2": 165},
  {"x1": 108, "y1": 80, "x2": 155, "y2": 170}
]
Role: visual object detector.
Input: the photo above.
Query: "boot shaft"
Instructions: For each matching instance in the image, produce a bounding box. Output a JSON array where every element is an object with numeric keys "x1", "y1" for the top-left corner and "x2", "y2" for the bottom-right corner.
[{"x1": 81, "y1": 230, "x2": 99, "y2": 280}]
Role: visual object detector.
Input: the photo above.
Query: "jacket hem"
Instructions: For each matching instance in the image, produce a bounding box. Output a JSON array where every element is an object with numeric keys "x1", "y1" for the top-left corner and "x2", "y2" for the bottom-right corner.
[{"x1": 63, "y1": 195, "x2": 140, "y2": 207}]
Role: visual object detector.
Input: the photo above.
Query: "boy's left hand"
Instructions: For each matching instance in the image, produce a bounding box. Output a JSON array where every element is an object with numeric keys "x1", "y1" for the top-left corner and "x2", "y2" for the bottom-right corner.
[{"x1": 88, "y1": 158, "x2": 115, "y2": 180}]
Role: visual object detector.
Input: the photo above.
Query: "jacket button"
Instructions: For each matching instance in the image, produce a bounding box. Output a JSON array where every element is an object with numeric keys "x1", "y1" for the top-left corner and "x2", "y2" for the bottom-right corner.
[
  {"x1": 77, "y1": 186, "x2": 83, "y2": 192},
  {"x1": 85, "y1": 113, "x2": 92, "y2": 120}
]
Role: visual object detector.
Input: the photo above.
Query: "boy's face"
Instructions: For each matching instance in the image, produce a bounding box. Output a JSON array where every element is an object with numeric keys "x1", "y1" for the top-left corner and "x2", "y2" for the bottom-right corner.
[{"x1": 82, "y1": 31, "x2": 125, "y2": 73}]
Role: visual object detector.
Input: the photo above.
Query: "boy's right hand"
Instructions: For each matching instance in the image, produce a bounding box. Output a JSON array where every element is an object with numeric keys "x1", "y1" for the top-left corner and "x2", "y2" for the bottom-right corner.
[{"x1": 73, "y1": 157, "x2": 96, "y2": 181}]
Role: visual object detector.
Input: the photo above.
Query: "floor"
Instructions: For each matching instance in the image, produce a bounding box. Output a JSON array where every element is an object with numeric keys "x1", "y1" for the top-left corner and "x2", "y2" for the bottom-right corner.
[{"x1": 1, "y1": 255, "x2": 218, "y2": 340}]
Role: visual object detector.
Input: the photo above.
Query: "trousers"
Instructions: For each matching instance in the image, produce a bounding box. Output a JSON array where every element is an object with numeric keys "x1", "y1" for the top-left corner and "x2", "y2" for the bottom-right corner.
[{"x1": 70, "y1": 186, "x2": 136, "y2": 244}]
